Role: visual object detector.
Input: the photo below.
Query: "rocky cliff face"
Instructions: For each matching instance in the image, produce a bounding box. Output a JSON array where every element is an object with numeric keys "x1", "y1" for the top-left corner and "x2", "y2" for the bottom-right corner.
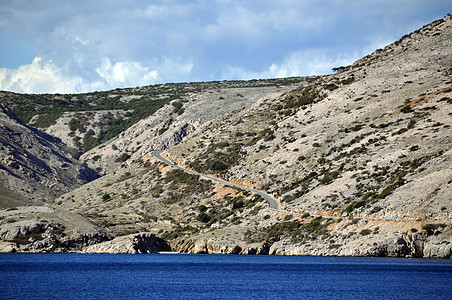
[
  {"x1": 82, "y1": 233, "x2": 170, "y2": 254},
  {"x1": 0, "y1": 104, "x2": 99, "y2": 206}
]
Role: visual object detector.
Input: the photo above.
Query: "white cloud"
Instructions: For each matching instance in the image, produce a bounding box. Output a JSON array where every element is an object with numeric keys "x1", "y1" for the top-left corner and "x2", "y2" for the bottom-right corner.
[
  {"x1": 267, "y1": 50, "x2": 359, "y2": 77},
  {"x1": 154, "y1": 57, "x2": 194, "y2": 82},
  {"x1": 94, "y1": 57, "x2": 160, "y2": 89},
  {"x1": 0, "y1": 57, "x2": 84, "y2": 94},
  {"x1": 68, "y1": 35, "x2": 90, "y2": 46},
  {"x1": 0, "y1": 56, "x2": 194, "y2": 94},
  {"x1": 223, "y1": 49, "x2": 360, "y2": 80},
  {"x1": 0, "y1": 1, "x2": 449, "y2": 93}
]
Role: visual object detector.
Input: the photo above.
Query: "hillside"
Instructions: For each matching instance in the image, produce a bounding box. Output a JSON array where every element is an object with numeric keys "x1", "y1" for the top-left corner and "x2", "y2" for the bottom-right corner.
[
  {"x1": 169, "y1": 16, "x2": 452, "y2": 221},
  {"x1": 164, "y1": 16, "x2": 452, "y2": 256},
  {"x1": 0, "y1": 78, "x2": 305, "y2": 158},
  {"x1": 80, "y1": 78, "x2": 312, "y2": 174},
  {"x1": 1, "y1": 16, "x2": 451, "y2": 257},
  {"x1": 0, "y1": 105, "x2": 107, "y2": 252},
  {"x1": 0, "y1": 104, "x2": 98, "y2": 206}
]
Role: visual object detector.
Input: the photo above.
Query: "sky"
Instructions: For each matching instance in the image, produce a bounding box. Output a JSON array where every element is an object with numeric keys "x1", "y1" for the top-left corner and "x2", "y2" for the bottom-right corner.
[{"x1": 0, "y1": 1, "x2": 450, "y2": 94}]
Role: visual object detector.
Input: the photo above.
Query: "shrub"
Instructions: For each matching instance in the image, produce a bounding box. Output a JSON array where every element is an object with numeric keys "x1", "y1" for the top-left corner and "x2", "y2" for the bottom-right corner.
[
  {"x1": 360, "y1": 229, "x2": 372, "y2": 236},
  {"x1": 370, "y1": 206, "x2": 382, "y2": 214},
  {"x1": 83, "y1": 134, "x2": 98, "y2": 151},
  {"x1": 34, "y1": 112, "x2": 63, "y2": 128},
  {"x1": 305, "y1": 217, "x2": 323, "y2": 233},
  {"x1": 341, "y1": 77, "x2": 355, "y2": 85},
  {"x1": 158, "y1": 127, "x2": 168, "y2": 135},
  {"x1": 350, "y1": 124, "x2": 363, "y2": 132},
  {"x1": 216, "y1": 141, "x2": 230, "y2": 148},
  {"x1": 172, "y1": 101, "x2": 183, "y2": 110},
  {"x1": 209, "y1": 160, "x2": 228, "y2": 171},
  {"x1": 102, "y1": 192, "x2": 111, "y2": 202},
  {"x1": 324, "y1": 83, "x2": 338, "y2": 91},
  {"x1": 332, "y1": 66, "x2": 346, "y2": 72},
  {"x1": 115, "y1": 153, "x2": 130, "y2": 162},
  {"x1": 198, "y1": 205, "x2": 207, "y2": 212},
  {"x1": 345, "y1": 200, "x2": 366, "y2": 214},
  {"x1": 232, "y1": 200, "x2": 245, "y2": 210},
  {"x1": 319, "y1": 171, "x2": 339, "y2": 185},
  {"x1": 197, "y1": 212, "x2": 211, "y2": 223}
]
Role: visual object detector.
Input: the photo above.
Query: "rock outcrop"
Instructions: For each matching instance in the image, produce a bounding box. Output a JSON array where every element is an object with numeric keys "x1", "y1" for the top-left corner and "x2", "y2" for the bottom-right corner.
[
  {"x1": 166, "y1": 223, "x2": 450, "y2": 258},
  {"x1": 0, "y1": 206, "x2": 109, "y2": 253},
  {"x1": 82, "y1": 233, "x2": 170, "y2": 254}
]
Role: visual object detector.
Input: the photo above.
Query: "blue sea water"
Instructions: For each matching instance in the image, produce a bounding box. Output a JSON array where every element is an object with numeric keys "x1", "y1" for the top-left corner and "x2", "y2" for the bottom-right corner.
[{"x1": 0, "y1": 254, "x2": 451, "y2": 300}]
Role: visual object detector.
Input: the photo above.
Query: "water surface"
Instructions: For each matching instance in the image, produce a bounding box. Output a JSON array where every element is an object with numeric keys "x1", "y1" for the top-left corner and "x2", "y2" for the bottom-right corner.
[{"x1": 0, "y1": 254, "x2": 450, "y2": 299}]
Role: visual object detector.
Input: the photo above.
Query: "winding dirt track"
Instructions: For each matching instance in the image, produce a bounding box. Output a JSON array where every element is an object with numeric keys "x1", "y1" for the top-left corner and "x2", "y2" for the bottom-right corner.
[{"x1": 151, "y1": 151, "x2": 451, "y2": 224}]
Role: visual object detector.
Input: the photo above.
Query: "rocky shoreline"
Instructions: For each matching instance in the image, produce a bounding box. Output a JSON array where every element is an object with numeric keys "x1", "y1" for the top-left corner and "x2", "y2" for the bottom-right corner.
[{"x1": 1, "y1": 209, "x2": 450, "y2": 258}]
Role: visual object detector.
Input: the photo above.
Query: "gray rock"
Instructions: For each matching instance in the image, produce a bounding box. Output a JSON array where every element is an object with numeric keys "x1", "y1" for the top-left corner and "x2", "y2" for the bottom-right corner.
[{"x1": 82, "y1": 233, "x2": 170, "y2": 254}]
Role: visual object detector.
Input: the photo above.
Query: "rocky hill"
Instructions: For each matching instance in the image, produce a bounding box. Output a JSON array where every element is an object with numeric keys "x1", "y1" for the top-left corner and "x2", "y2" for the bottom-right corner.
[
  {"x1": 80, "y1": 78, "x2": 312, "y2": 174},
  {"x1": 1, "y1": 16, "x2": 451, "y2": 257},
  {"x1": 169, "y1": 16, "x2": 452, "y2": 221},
  {"x1": 0, "y1": 105, "x2": 107, "y2": 252},
  {"x1": 0, "y1": 104, "x2": 98, "y2": 206},
  {"x1": 164, "y1": 15, "x2": 452, "y2": 256}
]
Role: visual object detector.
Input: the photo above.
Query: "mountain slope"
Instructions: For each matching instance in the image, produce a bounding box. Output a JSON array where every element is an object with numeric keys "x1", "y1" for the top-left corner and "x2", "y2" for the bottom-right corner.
[
  {"x1": 0, "y1": 104, "x2": 98, "y2": 206},
  {"x1": 168, "y1": 15, "x2": 452, "y2": 221},
  {"x1": 80, "y1": 78, "x2": 312, "y2": 174},
  {"x1": 160, "y1": 15, "x2": 451, "y2": 256}
]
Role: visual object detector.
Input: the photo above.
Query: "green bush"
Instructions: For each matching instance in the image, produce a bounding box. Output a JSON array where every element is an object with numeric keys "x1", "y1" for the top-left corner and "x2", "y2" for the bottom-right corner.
[
  {"x1": 360, "y1": 229, "x2": 372, "y2": 236},
  {"x1": 83, "y1": 133, "x2": 98, "y2": 151},
  {"x1": 345, "y1": 200, "x2": 366, "y2": 214},
  {"x1": 115, "y1": 153, "x2": 130, "y2": 163},
  {"x1": 341, "y1": 77, "x2": 355, "y2": 85},
  {"x1": 198, "y1": 205, "x2": 207, "y2": 212},
  {"x1": 324, "y1": 83, "x2": 338, "y2": 91},
  {"x1": 102, "y1": 192, "x2": 111, "y2": 202},
  {"x1": 232, "y1": 200, "x2": 245, "y2": 209},
  {"x1": 197, "y1": 212, "x2": 211, "y2": 223},
  {"x1": 209, "y1": 160, "x2": 228, "y2": 171},
  {"x1": 216, "y1": 141, "x2": 230, "y2": 148},
  {"x1": 34, "y1": 112, "x2": 63, "y2": 128}
]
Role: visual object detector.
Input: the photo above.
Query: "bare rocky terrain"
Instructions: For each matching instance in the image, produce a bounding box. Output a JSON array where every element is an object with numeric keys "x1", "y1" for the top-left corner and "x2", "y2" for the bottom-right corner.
[
  {"x1": 0, "y1": 16, "x2": 451, "y2": 257},
  {"x1": 0, "y1": 104, "x2": 98, "y2": 205},
  {"x1": 81, "y1": 79, "x2": 309, "y2": 174}
]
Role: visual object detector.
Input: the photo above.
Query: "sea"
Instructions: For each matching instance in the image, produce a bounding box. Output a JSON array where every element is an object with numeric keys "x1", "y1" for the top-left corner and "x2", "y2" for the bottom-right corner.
[{"x1": 0, "y1": 253, "x2": 450, "y2": 299}]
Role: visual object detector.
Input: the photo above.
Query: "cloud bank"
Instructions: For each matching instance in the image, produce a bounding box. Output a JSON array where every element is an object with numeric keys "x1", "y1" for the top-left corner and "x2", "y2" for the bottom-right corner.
[{"x1": 0, "y1": 0, "x2": 450, "y2": 93}]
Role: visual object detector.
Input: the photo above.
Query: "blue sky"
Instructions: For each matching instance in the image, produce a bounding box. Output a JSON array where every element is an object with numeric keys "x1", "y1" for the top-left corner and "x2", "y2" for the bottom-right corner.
[{"x1": 0, "y1": 0, "x2": 450, "y2": 94}]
